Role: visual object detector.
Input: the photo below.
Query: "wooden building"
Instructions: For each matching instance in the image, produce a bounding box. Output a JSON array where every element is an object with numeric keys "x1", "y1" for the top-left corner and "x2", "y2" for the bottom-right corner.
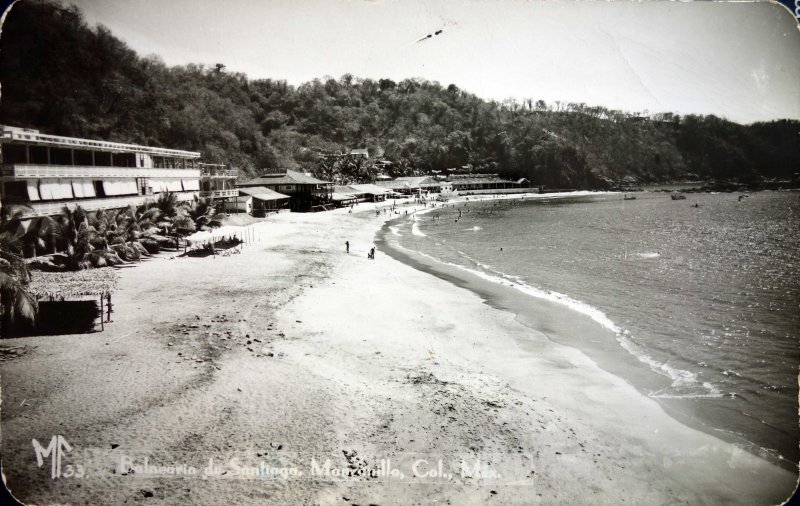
[
  {"x1": 238, "y1": 170, "x2": 333, "y2": 212},
  {"x1": 235, "y1": 187, "x2": 290, "y2": 217}
]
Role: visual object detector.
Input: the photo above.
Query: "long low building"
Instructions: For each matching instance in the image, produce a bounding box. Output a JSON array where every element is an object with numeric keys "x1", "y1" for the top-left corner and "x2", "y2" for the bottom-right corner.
[
  {"x1": 374, "y1": 176, "x2": 440, "y2": 195},
  {"x1": 374, "y1": 174, "x2": 531, "y2": 196},
  {"x1": 332, "y1": 183, "x2": 391, "y2": 206},
  {"x1": 0, "y1": 125, "x2": 219, "y2": 217},
  {"x1": 447, "y1": 174, "x2": 531, "y2": 193}
]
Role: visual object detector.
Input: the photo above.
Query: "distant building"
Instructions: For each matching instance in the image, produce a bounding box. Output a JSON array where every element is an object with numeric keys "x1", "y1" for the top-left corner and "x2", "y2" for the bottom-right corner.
[
  {"x1": 349, "y1": 148, "x2": 369, "y2": 159},
  {"x1": 375, "y1": 176, "x2": 440, "y2": 195},
  {"x1": 332, "y1": 186, "x2": 360, "y2": 207},
  {"x1": 332, "y1": 184, "x2": 390, "y2": 206},
  {"x1": 238, "y1": 169, "x2": 333, "y2": 211},
  {"x1": 447, "y1": 174, "x2": 530, "y2": 195},
  {"x1": 439, "y1": 181, "x2": 455, "y2": 195},
  {"x1": 0, "y1": 125, "x2": 203, "y2": 218}
]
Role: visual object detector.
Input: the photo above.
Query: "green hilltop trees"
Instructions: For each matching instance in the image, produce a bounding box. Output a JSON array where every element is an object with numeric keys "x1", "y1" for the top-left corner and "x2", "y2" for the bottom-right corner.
[{"x1": 1, "y1": 0, "x2": 798, "y2": 189}]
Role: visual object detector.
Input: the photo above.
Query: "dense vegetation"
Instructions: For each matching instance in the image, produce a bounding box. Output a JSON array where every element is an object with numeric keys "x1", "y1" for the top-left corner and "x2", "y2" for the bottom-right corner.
[
  {"x1": 1, "y1": 0, "x2": 798, "y2": 188},
  {"x1": 0, "y1": 193, "x2": 221, "y2": 327}
]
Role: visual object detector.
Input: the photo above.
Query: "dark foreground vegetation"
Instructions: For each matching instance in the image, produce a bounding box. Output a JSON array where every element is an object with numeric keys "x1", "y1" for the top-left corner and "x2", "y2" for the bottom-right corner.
[
  {"x1": 1, "y1": 0, "x2": 798, "y2": 190},
  {"x1": 0, "y1": 193, "x2": 221, "y2": 330}
]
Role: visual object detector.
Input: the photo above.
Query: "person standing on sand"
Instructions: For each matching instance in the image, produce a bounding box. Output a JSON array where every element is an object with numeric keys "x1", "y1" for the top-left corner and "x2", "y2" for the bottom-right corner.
[
  {"x1": 345, "y1": 241, "x2": 349, "y2": 253},
  {"x1": 370, "y1": 247, "x2": 376, "y2": 259}
]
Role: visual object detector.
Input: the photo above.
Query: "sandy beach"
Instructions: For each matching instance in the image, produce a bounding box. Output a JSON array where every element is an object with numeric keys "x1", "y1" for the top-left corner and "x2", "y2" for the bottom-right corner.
[{"x1": 1, "y1": 197, "x2": 797, "y2": 505}]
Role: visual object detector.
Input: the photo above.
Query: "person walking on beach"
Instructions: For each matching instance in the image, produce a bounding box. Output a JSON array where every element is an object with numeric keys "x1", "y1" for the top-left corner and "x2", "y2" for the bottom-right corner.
[
  {"x1": 345, "y1": 240, "x2": 349, "y2": 253},
  {"x1": 369, "y1": 247, "x2": 376, "y2": 260}
]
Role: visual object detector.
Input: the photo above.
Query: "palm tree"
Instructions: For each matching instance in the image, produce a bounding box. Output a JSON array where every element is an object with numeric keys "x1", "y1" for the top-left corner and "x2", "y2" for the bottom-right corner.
[
  {"x1": 0, "y1": 228, "x2": 37, "y2": 332},
  {"x1": 148, "y1": 192, "x2": 196, "y2": 248},
  {"x1": 0, "y1": 204, "x2": 57, "y2": 257},
  {"x1": 88, "y1": 208, "x2": 151, "y2": 262},
  {"x1": 151, "y1": 191, "x2": 181, "y2": 229},
  {"x1": 55, "y1": 206, "x2": 122, "y2": 270},
  {"x1": 130, "y1": 204, "x2": 163, "y2": 254},
  {"x1": 186, "y1": 195, "x2": 223, "y2": 231}
]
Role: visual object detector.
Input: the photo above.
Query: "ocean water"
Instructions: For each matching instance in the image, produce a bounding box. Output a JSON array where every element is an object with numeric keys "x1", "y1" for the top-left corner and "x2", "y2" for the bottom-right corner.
[{"x1": 385, "y1": 191, "x2": 799, "y2": 467}]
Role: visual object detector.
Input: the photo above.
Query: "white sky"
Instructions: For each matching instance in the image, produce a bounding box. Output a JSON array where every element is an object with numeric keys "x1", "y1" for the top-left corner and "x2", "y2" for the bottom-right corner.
[{"x1": 56, "y1": 0, "x2": 800, "y2": 124}]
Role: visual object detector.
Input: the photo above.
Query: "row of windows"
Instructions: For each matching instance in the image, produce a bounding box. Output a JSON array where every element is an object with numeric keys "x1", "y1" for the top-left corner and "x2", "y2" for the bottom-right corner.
[{"x1": 0, "y1": 144, "x2": 197, "y2": 169}]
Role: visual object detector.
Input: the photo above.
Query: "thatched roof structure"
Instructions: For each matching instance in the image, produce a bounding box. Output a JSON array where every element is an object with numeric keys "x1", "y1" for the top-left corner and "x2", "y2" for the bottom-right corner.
[{"x1": 29, "y1": 268, "x2": 119, "y2": 299}]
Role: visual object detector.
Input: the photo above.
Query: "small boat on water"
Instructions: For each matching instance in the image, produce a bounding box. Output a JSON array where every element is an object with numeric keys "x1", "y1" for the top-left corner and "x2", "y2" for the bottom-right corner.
[
  {"x1": 623, "y1": 194, "x2": 637, "y2": 200},
  {"x1": 671, "y1": 194, "x2": 687, "y2": 200}
]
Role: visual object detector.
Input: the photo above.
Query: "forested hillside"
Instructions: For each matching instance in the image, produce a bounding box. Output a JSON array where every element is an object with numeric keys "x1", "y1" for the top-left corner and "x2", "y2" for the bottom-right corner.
[{"x1": 1, "y1": 0, "x2": 797, "y2": 188}]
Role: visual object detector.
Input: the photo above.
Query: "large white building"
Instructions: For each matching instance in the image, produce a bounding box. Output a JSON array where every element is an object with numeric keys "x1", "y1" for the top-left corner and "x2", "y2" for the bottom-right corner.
[{"x1": 0, "y1": 125, "x2": 235, "y2": 217}]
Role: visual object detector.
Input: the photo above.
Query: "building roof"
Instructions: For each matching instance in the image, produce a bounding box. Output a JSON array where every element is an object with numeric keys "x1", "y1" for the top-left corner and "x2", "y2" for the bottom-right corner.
[
  {"x1": 0, "y1": 125, "x2": 200, "y2": 159},
  {"x1": 376, "y1": 177, "x2": 440, "y2": 189},
  {"x1": 333, "y1": 184, "x2": 391, "y2": 198},
  {"x1": 394, "y1": 176, "x2": 439, "y2": 185},
  {"x1": 29, "y1": 268, "x2": 119, "y2": 298},
  {"x1": 347, "y1": 183, "x2": 390, "y2": 195},
  {"x1": 445, "y1": 174, "x2": 525, "y2": 185},
  {"x1": 349, "y1": 148, "x2": 369, "y2": 157},
  {"x1": 334, "y1": 185, "x2": 361, "y2": 195},
  {"x1": 332, "y1": 193, "x2": 359, "y2": 202},
  {"x1": 238, "y1": 186, "x2": 290, "y2": 201},
  {"x1": 240, "y1": 170, "x2": 332, "y2": 186}
]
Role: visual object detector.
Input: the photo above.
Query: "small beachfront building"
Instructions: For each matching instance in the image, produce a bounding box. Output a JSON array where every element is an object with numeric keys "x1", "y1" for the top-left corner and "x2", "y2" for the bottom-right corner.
[
  {"x1": 235, "y1": 186, "x2": 290, "y2": 217},
  {"x1": 238, "y1": 169, "x2": 333, "y2": 212},
  {"x1": 4, "y1": 268, "x2": 119, "y2": 337}
]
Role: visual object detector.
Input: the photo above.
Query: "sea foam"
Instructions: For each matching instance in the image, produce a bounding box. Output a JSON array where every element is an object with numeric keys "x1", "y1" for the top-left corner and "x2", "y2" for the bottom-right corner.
[
  {"x1": 411, "y1": 222, "x2": 427, "y2": 237},
  {"x1": 404, "y1": 244, "x2": 720, "y2": 398}
]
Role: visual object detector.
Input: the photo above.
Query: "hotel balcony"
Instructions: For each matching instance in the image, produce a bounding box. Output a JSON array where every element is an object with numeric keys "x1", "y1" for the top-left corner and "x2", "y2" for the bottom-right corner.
[
  {"x1": 199, "y1": 164, "x2": 238, "y2": 179},
  {"x1": 199, "y1": 189, "x2": 239, "y2": 198},
  {"x1": 0, "y1": 163, "x2": 200, "y2": 179}
]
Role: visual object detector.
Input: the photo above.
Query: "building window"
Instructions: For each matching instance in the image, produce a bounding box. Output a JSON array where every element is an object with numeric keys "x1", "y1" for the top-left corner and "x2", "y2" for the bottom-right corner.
[
  {"x1": 94, "y1": 152, "x2": 112, "y2": 166},
  {"x1": 2, "y1": 181, "x2": 28, "y2": 201},
  {"x1": 51, "y1": 148, "x2": 72, "y2": 165},
  {"x1": 29, "y1": 146, "x2": 49, "y2": 164},
  {"x1": 75, "y1": 150, "x2": 93, "y2": 165},
  {"x1": 1, "y1": 144, "x2": 27, "y2": 164}
]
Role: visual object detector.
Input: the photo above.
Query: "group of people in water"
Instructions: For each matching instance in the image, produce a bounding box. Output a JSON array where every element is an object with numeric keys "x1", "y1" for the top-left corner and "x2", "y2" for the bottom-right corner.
[{"x1": 347, "y1": 195, "x2": 530, "y2": 261}]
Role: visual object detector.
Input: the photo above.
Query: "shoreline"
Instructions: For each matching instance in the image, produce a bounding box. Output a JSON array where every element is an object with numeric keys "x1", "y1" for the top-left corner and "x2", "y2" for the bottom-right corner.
[
  {"x1": 376, "y1": 212, "x2": 796, "y2": 472},
  {"x1": 0, "y1": 197, "x2": 797, "y2": 504}
]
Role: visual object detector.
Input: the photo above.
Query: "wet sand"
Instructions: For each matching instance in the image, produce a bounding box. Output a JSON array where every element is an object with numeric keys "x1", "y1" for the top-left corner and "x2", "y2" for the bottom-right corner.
[{"x1": 1, "y1": 197, "x2": 796, "y2": 505}]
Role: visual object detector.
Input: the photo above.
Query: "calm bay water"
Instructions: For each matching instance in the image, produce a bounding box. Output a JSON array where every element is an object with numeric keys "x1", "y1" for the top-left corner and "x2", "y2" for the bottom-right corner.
[{"x1": 390, "y1": 191, "x2": 799, "y2": 466}]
